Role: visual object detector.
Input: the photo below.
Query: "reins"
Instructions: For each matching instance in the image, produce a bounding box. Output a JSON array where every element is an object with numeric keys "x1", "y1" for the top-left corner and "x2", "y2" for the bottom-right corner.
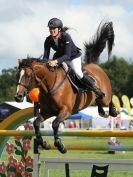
[
  {"x1": 32, "y1": 65, "x2": 68, "y2": 95},
  {"x1": 48, "y1": 68, "x2": 68, "y2": 94},
  {"x1": 17, "y1": 60, "x2": 69, "y2": 96}
]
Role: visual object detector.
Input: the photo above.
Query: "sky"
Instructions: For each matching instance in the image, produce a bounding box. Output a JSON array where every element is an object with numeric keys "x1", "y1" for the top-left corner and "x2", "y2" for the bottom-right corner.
[{"x1": 0, "y1": 0, "x2": 133, "y2": 72}]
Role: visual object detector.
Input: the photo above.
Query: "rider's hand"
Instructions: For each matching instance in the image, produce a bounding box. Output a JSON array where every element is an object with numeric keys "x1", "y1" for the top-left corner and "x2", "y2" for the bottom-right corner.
[{"x1": 47, "y1": 60, "x2": 58, "y2": 67}]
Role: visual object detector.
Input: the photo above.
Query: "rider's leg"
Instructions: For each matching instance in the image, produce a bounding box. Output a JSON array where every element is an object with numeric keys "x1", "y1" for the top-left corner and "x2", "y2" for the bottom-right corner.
[
  {"x1": 81, "y1": 74, "x2": 105, "y2": 99},
  {"x1": 69, "y1": 57, "x2": 105, "y2": 99},
  {"x1": 68, "y1": 57, "x2": 84, "y2": 78}
]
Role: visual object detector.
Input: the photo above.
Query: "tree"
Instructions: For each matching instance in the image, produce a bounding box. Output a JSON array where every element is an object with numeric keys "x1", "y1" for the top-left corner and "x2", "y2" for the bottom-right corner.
[
  {"x1": 0, "y1": 67, "x2": 17, "y2": 103},
  {"x1": 126, "y1": 63, "x2": 133, "y2": 98},
  {"x1": 100, "y1": 56, "x2": 132, "y2": 97}
]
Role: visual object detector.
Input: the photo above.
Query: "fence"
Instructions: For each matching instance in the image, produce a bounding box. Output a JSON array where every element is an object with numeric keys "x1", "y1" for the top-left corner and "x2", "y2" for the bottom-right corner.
[
  {"x1": 32, "y1": 129, "x2": 133, "y2": 177},
  {"x1": 38, "y1": 158, "x2": 133, "y2": 177},
  {"x1": 1, "y1": 129, "x2": 133, "y2": 177}
]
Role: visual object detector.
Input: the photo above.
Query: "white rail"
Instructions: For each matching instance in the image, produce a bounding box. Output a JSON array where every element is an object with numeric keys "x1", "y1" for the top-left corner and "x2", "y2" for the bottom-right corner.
[{"x1": 34, "y1": 157, "x2": 133, "y2": 177}]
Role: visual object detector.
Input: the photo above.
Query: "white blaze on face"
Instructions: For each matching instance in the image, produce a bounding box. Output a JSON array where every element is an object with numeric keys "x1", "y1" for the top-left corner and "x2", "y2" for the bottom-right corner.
[{"x1": 16, "y1": 69, "x2": 25, "y2": 92}]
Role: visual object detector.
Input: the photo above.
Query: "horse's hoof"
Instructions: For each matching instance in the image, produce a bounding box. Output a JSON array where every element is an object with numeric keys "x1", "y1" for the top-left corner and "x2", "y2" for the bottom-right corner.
[
  {"x1": 54, "y1": 139, "x2": 67, "y2": 154},
  {"x1": 43, "y1": 141, "x2": 51, "y2": 150},
  {"x1": 57, "y1": 143, "x2": 67, "y2": 154},
  {"x1": 109, "y1": 110, "x2": 119, "y2": 117},
  {"x1": 110, "y1": 112, "x2": 118, "y2": 117},
  {"x1": 36, "y1": 137, "x2": 51, "y2": 150},
  {"x1": 99, "y1": 111, "x2": 108, "y2": 118},
  {"x1": 60, "y1": 145, "x2": 67, "y2": 154}
]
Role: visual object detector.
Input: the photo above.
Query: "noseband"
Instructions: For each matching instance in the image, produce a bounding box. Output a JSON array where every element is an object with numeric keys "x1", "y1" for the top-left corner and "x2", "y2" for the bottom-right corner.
[
  {"x1": 17, "y1": 82, "x2": 30, "y2": 90},
  {"x1": 17, "y1": 66, "x2": 36, "y2": 92}
]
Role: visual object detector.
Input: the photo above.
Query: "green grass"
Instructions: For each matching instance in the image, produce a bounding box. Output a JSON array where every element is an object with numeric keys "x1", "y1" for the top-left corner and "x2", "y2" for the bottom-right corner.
[
  {"x1": 45, "y1": 170, "x2": 133, "y2": 177},
  {"x1": 1, "y1": 136, "x2": 133, "y2": 177},
  {"x1": 39, "y1": 136, "x2": 133, "y2": 177}
]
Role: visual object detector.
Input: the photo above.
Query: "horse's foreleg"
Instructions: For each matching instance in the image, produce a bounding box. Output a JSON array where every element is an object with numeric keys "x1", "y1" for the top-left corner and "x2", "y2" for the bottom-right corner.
[
  {"x1": 52, "y1": 108, "x2": 70, "y2": 154},
  {"x1": 33, "y1": 114, "x2": 51, "y2": 150},
  {"x1": 52, "y1": 118, "x2": 67, "y2": 154}
]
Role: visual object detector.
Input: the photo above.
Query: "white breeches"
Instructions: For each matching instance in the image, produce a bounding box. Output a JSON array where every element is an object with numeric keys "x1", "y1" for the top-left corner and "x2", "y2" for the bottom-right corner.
[{"x1": 68, "y1": 56, "x2": 84, "y2": 79}]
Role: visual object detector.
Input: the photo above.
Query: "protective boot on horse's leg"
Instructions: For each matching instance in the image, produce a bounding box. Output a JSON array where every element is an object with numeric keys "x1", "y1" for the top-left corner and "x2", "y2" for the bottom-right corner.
[
  {"x1": 109, "y1": 101, "x2": 118, "y2": 117},
  {"x1": 81, "y1": 74, "x2": 105, "y2": 99},
  {"x1": 52, "y1": 108, "x2": 70, "y2": 154},
  {"x1": 52, "y1": 118, "x2": 67, "y2": 154},
  {"x1": 96, "y1": 100, "x2": 108, "y2": 118},
  {"x1": 33, "y1": 115, "x2": 51, "y2": 150}
]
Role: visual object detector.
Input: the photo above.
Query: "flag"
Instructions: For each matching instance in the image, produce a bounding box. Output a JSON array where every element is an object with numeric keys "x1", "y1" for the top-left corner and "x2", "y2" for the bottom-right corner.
[
  {"x1": 121, "y1": 95, "x2": 131, "y2": 114},
  {"x1": 130, "y1": 97, "x2": 133, "y2": 108},
  {"x1": 112, "y1": 95, "x2": 121, "y2": 112}
]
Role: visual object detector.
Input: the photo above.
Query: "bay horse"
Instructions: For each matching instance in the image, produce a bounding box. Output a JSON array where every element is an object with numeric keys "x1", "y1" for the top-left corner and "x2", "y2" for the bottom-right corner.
[{"x1": 15, "y1": 21, "x2": 117, "y2": 153}]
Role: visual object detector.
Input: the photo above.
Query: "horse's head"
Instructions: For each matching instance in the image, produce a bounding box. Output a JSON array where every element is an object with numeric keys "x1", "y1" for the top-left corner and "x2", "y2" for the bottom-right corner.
[
  {"x1": 15, "y1": 57, "x2": 65, "y2": 102},
  {"x1": 14, "y1": 58, "x2": 38, "y2": 102}
]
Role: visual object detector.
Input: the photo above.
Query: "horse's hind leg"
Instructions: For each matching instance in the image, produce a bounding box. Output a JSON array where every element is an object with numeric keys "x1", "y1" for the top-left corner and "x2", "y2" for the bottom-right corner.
[
  {"x1": 33, "y1": 114, "x2": 51, "y2": 150},
  {"x1": 96, "y1": 99, "x2": 108, "y2": 118},
  {"x1": 52, "y1": 107, "x2": 70, "y2": 154},
  {"x1": 109, "y1": 101, "x2": 118, "y2": 117}
]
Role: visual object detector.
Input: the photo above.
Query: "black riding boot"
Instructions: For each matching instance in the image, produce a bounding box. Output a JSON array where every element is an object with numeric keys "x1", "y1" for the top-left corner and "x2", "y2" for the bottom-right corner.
[{"x1": 81, "y1": 75, "x2": 105, "y2": 99}]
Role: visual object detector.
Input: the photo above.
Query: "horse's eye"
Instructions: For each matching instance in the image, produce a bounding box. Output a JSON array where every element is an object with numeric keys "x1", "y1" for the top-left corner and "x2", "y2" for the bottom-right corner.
[
  {"x1": 26, "y1": 74, "x2": 31, "y2": 79},
  {"x1": 27, "y1": 75, "x2": 31, "y2": 78}
]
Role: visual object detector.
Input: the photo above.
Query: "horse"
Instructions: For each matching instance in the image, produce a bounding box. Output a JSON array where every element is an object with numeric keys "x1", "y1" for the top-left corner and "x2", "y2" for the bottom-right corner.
[{"x1": 15, "y1": 21, "x2": 117, "y2": 153}]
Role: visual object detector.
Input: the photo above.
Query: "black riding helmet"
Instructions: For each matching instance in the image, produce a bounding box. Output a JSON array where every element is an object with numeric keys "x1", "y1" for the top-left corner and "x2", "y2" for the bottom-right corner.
[{"x1": 48, "y1": 18, "x2": 63, "y2": 28}]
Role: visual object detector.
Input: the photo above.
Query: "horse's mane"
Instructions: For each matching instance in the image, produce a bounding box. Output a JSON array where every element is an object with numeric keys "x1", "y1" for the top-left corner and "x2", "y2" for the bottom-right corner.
[{"x1": 19, "y1": 57, "x2": 44, "y2": 68}]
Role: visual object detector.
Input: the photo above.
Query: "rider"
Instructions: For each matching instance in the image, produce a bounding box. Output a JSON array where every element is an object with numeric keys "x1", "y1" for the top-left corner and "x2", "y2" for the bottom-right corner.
[{"x1": 43, "y1": 17, "x2": 105, "y2": 99}]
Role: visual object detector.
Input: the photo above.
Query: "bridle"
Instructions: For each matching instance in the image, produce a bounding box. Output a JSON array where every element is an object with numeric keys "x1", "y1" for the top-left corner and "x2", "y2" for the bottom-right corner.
[
  {"x1": 17, "y1": 64, "x2": 68, "y2": 95},
  {"x1": 17, "y1": 81, "x2": 31, "y2": 90},
  {"x1": 17, "y1": 66, "x2": 36, "y2": 93}
]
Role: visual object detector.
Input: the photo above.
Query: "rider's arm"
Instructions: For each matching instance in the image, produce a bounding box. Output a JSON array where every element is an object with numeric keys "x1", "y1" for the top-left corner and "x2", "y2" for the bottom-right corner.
[
  {"x1": 56, "y1": 33, "x2": 72, "y2": 64},
  {"x1": 43, "y1": 37, "x2": 50, "y2": 62}
]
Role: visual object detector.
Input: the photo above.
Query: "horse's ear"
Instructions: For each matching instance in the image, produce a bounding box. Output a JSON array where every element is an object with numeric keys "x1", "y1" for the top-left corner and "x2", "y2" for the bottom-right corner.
[{"x1": 18, "y1": 59, "x2": 22, "y2": 64}]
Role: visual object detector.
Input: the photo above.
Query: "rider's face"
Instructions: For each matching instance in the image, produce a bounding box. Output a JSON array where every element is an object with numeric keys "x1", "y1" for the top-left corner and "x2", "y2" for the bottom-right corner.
[{"x1": 49, "y1": 27, "x2": 60, "y2": 37}]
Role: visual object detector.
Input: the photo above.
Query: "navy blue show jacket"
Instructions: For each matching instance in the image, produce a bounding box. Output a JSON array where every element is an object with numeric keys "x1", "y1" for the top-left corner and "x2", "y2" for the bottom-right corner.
[{"x1": 43, "y1": 32, "x2": 81, "y2": 64}]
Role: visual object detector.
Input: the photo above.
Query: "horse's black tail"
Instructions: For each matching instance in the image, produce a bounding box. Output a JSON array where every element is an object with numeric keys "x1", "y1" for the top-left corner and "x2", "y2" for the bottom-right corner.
[{"x1": 84, "y1": 21, "x2": 115, "y2": 64}]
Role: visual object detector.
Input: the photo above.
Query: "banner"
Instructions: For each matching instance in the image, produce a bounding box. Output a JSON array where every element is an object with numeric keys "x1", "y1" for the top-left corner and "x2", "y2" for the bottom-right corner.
[
  {"x1": 112, "y1": 95, "x2": 121, "y2": 112},
  {"x1": 130, "y1": 97, "x2": 133, "y2": 108},
  {"x1": 121, "y1": 95, "x2": 131, "y2": 114}
]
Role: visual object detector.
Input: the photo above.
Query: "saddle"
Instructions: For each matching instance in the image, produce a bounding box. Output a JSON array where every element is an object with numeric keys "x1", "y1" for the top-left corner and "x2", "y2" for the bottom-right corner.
[{"x1": 61, "y1": 62, "x2": 96, "y2": 92}]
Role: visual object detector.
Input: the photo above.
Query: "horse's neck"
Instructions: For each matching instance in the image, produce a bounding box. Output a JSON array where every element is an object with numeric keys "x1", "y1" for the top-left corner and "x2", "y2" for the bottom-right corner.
[
  {"x1": 33, "y1": 63, "x2": 48, "y2": 75},
  {"x1": 34, "y1": 64, "x2": 61, "y2": 90}
]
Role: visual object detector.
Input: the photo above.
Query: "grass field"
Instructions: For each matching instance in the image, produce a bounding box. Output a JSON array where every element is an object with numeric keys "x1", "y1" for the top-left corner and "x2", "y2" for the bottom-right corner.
[{"x1": 1, "y1": 136, "x2": 133, "y2": 177}]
